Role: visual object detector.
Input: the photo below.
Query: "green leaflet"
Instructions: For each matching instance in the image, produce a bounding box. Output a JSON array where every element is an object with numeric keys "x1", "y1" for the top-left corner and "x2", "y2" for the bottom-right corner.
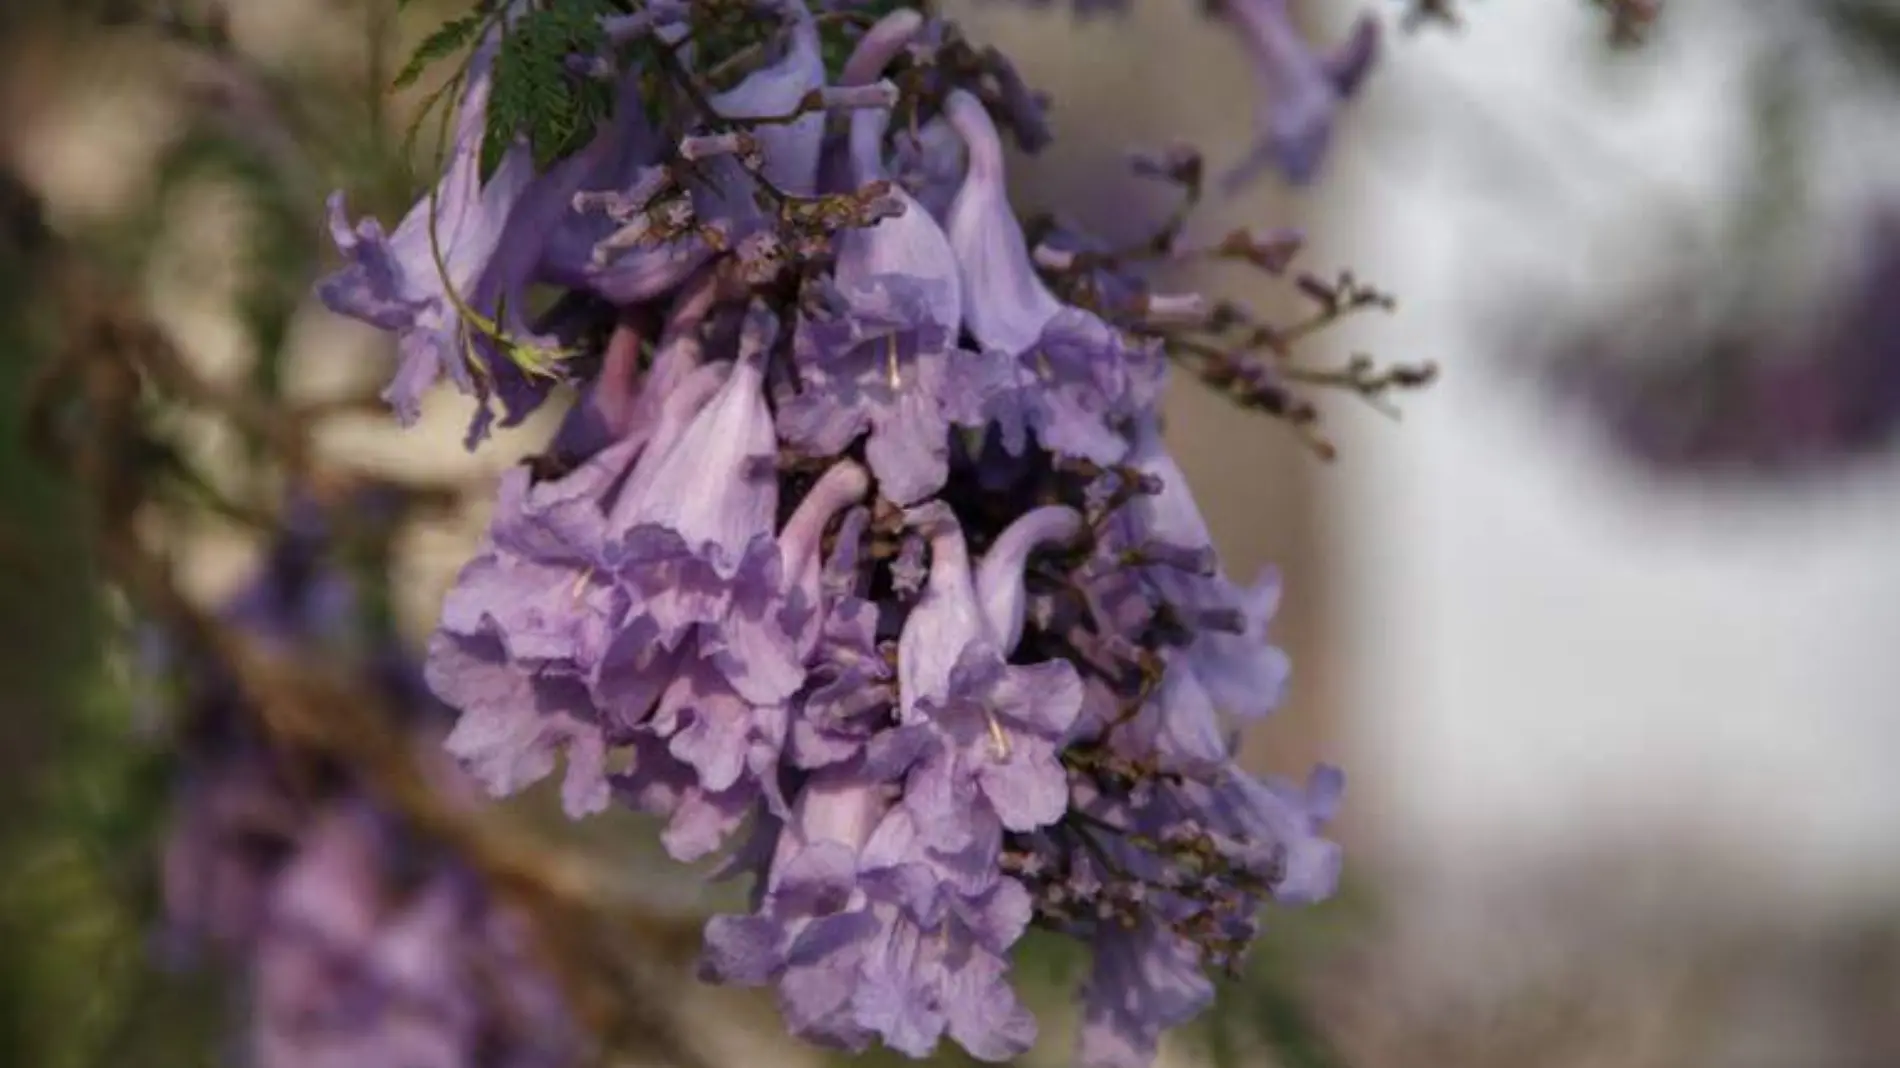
[
  {"x1": 393, "y1": 0, "x2": 622, "y2": 179},
  {"x1": 393, "y1": 11, "x2": 489, "y2": 90},
  {"x1": 484, "y1": 0, "x2": 620, "y2": 175}
]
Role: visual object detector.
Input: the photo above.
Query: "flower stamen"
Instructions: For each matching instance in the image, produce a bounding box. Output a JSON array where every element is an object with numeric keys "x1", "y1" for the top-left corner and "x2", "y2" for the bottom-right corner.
[{"x1": 986, "y1": 711, "x2": 1011, "y2": 759}]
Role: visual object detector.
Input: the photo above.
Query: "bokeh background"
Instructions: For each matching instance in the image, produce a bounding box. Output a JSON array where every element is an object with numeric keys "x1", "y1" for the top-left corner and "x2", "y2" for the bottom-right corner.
[{"x1": 4, "y1": 0, "x2": 1900, "y2": 1066}]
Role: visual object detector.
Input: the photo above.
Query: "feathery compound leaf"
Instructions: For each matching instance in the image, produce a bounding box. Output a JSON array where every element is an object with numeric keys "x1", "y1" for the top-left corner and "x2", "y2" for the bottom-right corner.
[
  {"x1": 482, "y1": 0, "x2": 619, "y2": 177},
  {"x1": 394, "y1": 12, "x2": 489, "y2": 90}
]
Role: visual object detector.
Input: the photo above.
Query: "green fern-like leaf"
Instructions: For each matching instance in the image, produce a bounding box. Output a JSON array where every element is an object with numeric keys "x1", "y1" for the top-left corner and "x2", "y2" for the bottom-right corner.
[
  {"x1": 393, "y1": 11, "x2": 490, "y2": 90},
  {"x1": 483, "y1": 0, "x2": 620, "y2": 177}
]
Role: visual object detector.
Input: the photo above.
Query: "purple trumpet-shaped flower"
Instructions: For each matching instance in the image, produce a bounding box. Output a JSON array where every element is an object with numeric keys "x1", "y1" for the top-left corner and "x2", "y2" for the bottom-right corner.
[
  {"x1": 1045, "y1": 763, "x2": 1342, "y2": 1068},
  {"x1": 1110, "y1": 649, "x2": 1231, "y2": 775},
  {"x1": 700, "y1": 769, "x2": 1040, "y2": 1061},
  {"x1": 777, "y1": 27, "x2": 972, "y2": 504},
  {"x1": 537, "y1": 65, "x2": 714, "y2": 305},
  {"x1": 941, "y1": 90, "x2": 1163, "y2": 464},
  {"x1": 709, "y1": 1, "x2": 827, "y2": 195},
  {"x1": 788, "y1": 507, "x2": 897, "y2": 769},
  {"x1": 1076, "y1": 921, "x2": 1215, "y2": 1068},
  {"x1": 628, "y1": 460, "x2": 872, "y2": 860},
  {"x1": 778, "y1": 278, "x2": 967, "y2": 505},
  {"x1": 833, "y1": 62, "x2": 962, "y2": 329},
  {"x1": 428, "y1": 309, "x2": 733, "y2": 816},
  {"x1": 318, "y1": 41, "x2": 545, "y2": 436},
  {"x1": 941, "y1": 91, "x2": 1061, "y2": 356},
  {"x1": 892, "y1": 502, "x2": 1083, "y2": 853},
  {"x1": 1120, "y1": 416, "x2": 1290, "y2": 720},
  {"x1": 1216, "y1": 0, "x2": 1380, "y2": 190},
  {"x1": 850, "y1": 810, "x2": 1039, "y2": 1060},
  {"x1": 633, "y1": 659, "x2": 789, "y2": 860},
  {"x1": 602, "y1": 304, "x2": 789, "y2": 696},
  {"x1": 711, "y1": 459, "x2": 874, "y2": 693}
]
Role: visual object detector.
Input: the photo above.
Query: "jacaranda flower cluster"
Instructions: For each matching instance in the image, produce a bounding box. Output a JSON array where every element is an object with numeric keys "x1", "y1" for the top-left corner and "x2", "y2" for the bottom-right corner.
[{"x1": 320, "y1": 2, "x2": 1351, "y2": 1063}]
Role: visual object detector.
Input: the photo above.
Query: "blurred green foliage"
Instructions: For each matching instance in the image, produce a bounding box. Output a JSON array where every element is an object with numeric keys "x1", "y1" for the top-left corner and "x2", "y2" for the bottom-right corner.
[{"x1": 0, "y1": 172, "x2": 224, "y2": 1067}]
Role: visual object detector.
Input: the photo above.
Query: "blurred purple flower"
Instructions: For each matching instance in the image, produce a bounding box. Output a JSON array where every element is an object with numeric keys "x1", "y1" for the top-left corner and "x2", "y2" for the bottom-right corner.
[
  {"x1": 159, "y1": 517, "x2": 581, "y2": 1068},
  {"x1": 1214, "y1": 0, "x2": 1381, "y2": 189}
]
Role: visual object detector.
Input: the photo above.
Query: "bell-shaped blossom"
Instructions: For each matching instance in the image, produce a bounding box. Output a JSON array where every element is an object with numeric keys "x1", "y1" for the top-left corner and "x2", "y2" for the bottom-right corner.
[
  {"x1": 602, "y1": 304, "x2": 787, "y2": 688},
  {"x1": 700, "y1": 768, "x2": 1040, "y2": 1061},
  {"x1": 942, "y1": 91, "x2": 1062, "y2": 356},
  {"x1": 850, "y1": 840, "x2": 1038, "y2": 1060},
  {"x1": 637, "y1": 658, "x2": 792, "y2": 859},
  {"x1": 708, "y1": 459, "x2": 874, "y2": 699},
  {"x1": 708, "y1": 1, "x2": 827, "y2": 195},
  {"x1": 1217, "y1": 0, "x2": 1380, "y2": 190},
  {"x1": 941, "y1": 91, "x2": 1161, "y2": 464},
  {"x1": 1212, "y1": 763, "x2": 1344, "y2": 906},
  {"x1": 430, "y1": 307, "x2": 734, "y2": 816},
  {"x1": 778, "y1": 278, "x2": 968, "y2": 504},
  {"x1": 891, "y1": 503, "x2": 1082, "y2": 853},
  {"x1": 1076, "y1": 921, "x2": 1216, "y2": 1068},
  {"x1": 968, "y1": 309, "x2": 1165, "y2": 467},
  {"x1": 778, "y1": 35, "x2": 971, "y2": 504},
  {"x1": 537, "y1": 68, "x2": 715, "y2": 304},
  {"x1": 835, "y1": 89, "x2": 962, "y2": 329},
  {"x1": 318, "y1": 42, "x2": 543, "y2": 433},
  {"x1": 789, "y1": 508, "x2": 896, "y2": 769},
  {"x1": 1109, "y1": 651, "x2": 1230, "y2": 775},
  {"x1": 1120, "y1": 417, "x2": 1290, "y2": 719},
  {"x1": 1052, "y1": 763, "x2": 1341, "y2": 1068},
  {"x1": 626, "y1": 461, "x2": 872, "y2": 860}
]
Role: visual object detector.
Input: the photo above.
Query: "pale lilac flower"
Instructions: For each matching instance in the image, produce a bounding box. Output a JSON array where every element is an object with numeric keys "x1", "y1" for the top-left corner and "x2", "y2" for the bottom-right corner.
[
  {"x1": 1077, "y1": 921, "x2": 1215, "y2": 1068},
  {"x1": 942, "y1": 91, "x2": 1063, "y2": 355},
  {"x1": 778, "y1": 279, "x2": 966, "y2": 505},
  {"x1": 709, "y1": 1, "x2": 827, "y2": 195},
  {"x1": 318, "y1": 43, "x2": 543, "y2": 435},
  {"x1": 892, "y1": 503, "x2": 1082, "y2": 850},
  {"x1": 776, "y1": 27, "x2": 971, "y2": 504},
  {"x1": 700, "y1": 770, "x2": 1039, "y2": 1060},
  {"x1": 429, "y1": 329, "x2": 732, "y2": 817},
  {"x1": 603, "y1": 304, "x2": 787, "y2": 686},
  {"x1": 629, "y1": 461, "x2": 871, "y2": 859},
  {"x1": 941, "y1": 90, "x2": 1160, "y2": 464},
  {"x1": 789, "y1": 508, "x2": 896, "y2": 769},
  {"x1": 1120, "y1": 416, "x2": 1290, "y2": 719},
  {"x1": 537, "y1": 68, "x2": 715, "y2": 304}
]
